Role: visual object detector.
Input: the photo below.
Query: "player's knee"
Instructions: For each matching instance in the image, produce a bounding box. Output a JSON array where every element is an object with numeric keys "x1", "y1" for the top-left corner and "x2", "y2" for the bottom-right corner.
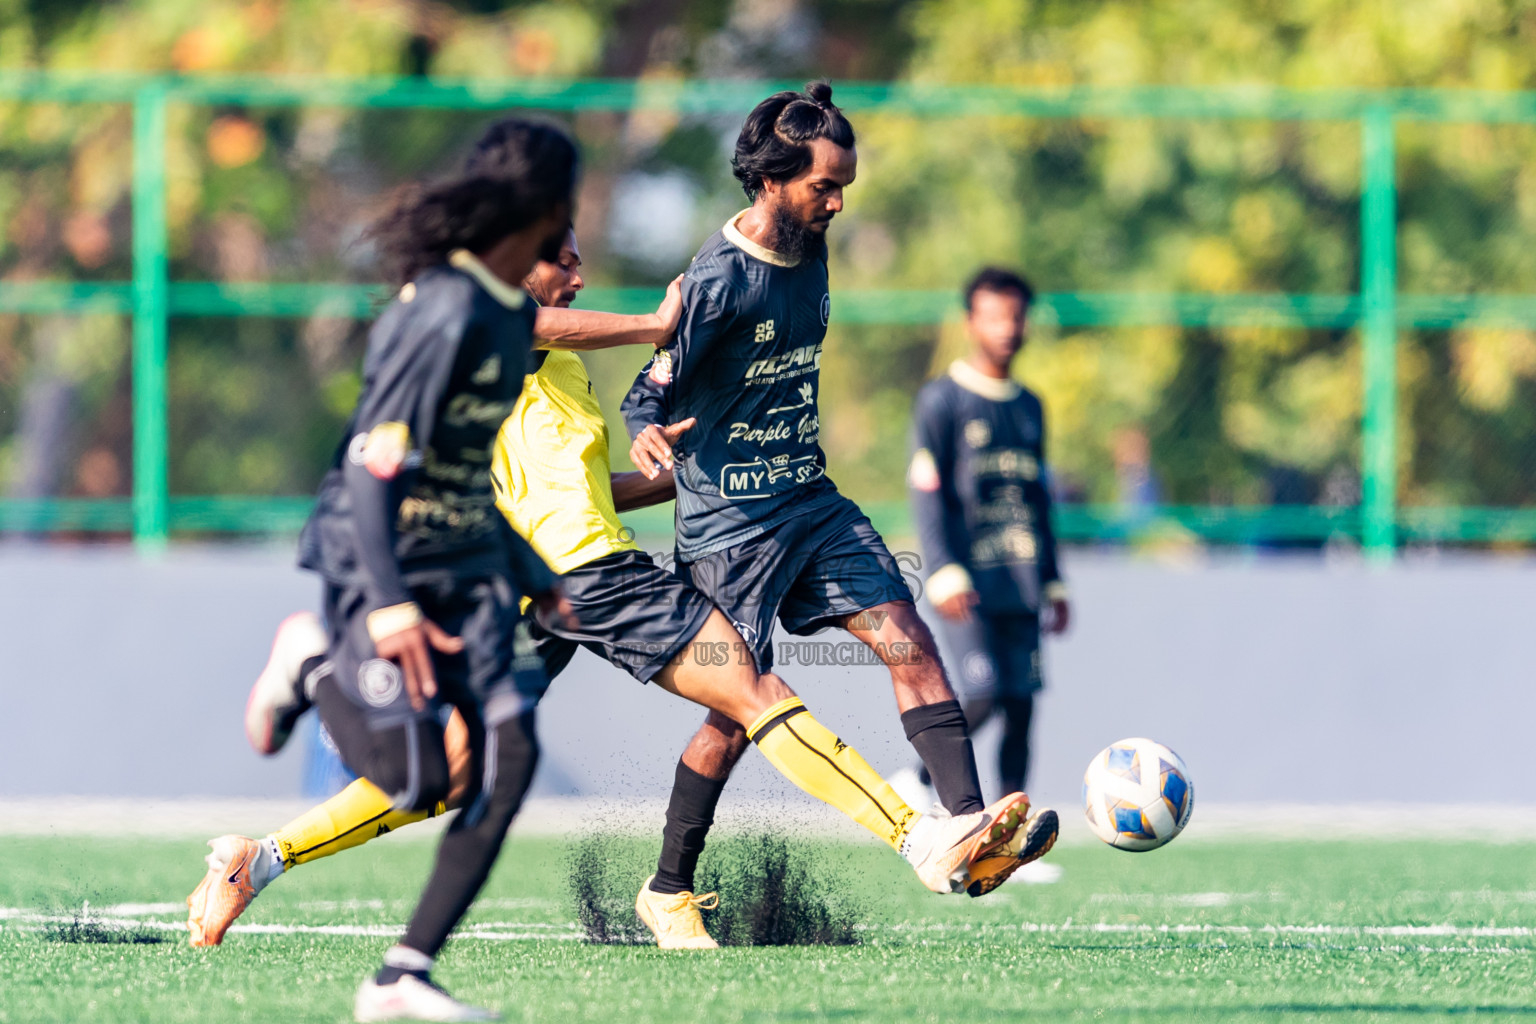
[
  {"x1": 703, "y1": 709, "x2": 751, "y2": 764},
  {"x1": 755, "y1": 671, "x2": 795, "y2": 706}
]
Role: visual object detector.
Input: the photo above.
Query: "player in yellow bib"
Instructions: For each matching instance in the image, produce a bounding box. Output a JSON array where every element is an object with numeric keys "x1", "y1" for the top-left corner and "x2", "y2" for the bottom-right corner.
[{"x1": 192, "y1": 233, "x2": 1040, "y2": 975}]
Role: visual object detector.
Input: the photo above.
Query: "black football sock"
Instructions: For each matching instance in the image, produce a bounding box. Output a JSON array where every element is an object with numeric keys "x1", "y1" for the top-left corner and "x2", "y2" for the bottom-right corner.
[
  {"x1": 915, "y1": 697, "x2": 994, "y2": 791},
  {"x1": 996, "y1": 695, "x2": 1035, "y2": 797},
  {"x1": 901, "y1": 700, "x2": 984, "y2": 815},
  {"x1": 650, "y1": 761, "x2": 729, "y2": 895}
]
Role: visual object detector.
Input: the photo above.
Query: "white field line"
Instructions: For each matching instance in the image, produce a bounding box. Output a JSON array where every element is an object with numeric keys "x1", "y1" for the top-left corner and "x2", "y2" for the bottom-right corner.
[
  {"x1": 881, "y1": 921, "x2": 1536, "y2": 939},
  {"x1": 1089, "y1": 890, "x2": 1536, "y2": 907},
  {"x1": 0, "y1": 910, "x2": 584, "y2": 942},
  {"x1": 5, "y1": 905, "x2": 1536, "y2": 950}
]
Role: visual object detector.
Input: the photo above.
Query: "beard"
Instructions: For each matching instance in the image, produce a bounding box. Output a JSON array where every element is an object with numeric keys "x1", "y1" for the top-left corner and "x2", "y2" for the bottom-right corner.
[{"x1": 765, "y1": 197, "x2": 818, "y2": 263}]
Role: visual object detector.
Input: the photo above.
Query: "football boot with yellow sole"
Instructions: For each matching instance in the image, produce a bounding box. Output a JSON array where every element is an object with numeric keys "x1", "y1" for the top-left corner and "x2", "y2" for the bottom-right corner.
[
  {"x1": 635, "y1": 875, "x2": 720, "y2": 949},
  {"x1": 965, "y1": 806, "x2": 1059, "y2": 897},
  {"x1": 909, "y1": 791, "x2": 1031, "y2": 894}
]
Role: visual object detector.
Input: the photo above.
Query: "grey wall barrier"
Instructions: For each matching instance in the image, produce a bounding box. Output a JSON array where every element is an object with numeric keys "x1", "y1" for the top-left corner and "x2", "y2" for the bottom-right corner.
[{"x1": 2, "y1": 544, "x2": 1531, "y2": 809}]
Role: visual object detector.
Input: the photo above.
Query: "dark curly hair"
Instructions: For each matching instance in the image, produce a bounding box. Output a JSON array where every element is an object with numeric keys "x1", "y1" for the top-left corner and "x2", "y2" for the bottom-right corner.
[
  {"x1": 369, "y1": 117, "x2": 580, "y2": 287},
  {"x1": 731, "y1": 81, "x2": 856, "y2": 200},
  {"x1": 964, "y1": 266, "x2": 1036, "y2": 312}
]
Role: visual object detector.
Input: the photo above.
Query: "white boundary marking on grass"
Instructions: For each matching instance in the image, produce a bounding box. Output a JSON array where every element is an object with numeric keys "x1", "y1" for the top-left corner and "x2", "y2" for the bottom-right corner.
[
  {"x1": 0, "y1": 910, "x2": 586, "y2": 942},
  {"x1": 6, "y1": 905, "x2": 1536, "y2": 951}
]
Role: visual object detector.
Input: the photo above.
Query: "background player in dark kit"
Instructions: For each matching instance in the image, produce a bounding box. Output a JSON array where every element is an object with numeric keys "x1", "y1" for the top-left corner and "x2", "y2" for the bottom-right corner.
[
  {"x1": 623, "y1": 83, "x2": 1058, "y2": 903},
  {"x1": 295, "y1": 118, "x2": 576, "y2": 1023},
  {"x1": 900, "y1": 268, "x2": 1070, "y2": 859}
]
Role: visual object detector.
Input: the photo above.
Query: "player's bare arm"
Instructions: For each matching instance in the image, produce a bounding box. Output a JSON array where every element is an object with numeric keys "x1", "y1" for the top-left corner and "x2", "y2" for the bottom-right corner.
[
  {"x1": 534, "y1": 274, "x2": 683, "y2": 350},
  {"x1": 611, "y1": 467, "x2": 677, "y2": 512}
]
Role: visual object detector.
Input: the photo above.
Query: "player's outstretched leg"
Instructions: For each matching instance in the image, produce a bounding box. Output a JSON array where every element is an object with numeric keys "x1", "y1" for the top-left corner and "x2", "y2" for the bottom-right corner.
[
  {"x1": 185, "y1": 776, "x2": 458, "y2": 947},
  {"x1": 651, "y1": 611, "x2": 1029, "y2": 896},
  {"x1": 746, "y1": 693, "x2": 1031, "y2": 894},
  {"x1": 189, "y1": 628, "x2": 473, "y2": 947},
  {"x1": 892, "y1": 696, "x2": 995, "y2": 810},
  {"x1": 844, "y1": 601, "x2": 1058, "y2": 890},
  {"x1": 844, "y1": 602, "x2": 985, "y2": 813}
]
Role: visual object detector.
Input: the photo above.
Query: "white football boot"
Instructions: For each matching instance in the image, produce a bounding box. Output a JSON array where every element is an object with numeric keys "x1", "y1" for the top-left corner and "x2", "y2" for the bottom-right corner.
[
  {"x1": 904, "y1": 792, "x2": 1031, "y2": 894},
  {"x1": 354, "y1": 975, "x2": 499, "y2": 1023},
  {"x1": 245, "y1": 611, "x2": 328, "y2": 755}
]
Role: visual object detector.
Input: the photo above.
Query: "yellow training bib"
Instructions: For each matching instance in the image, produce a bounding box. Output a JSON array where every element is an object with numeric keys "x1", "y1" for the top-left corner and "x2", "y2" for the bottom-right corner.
[{"x1": 491, "y1": 350, "x2": 638, "y2": 574}]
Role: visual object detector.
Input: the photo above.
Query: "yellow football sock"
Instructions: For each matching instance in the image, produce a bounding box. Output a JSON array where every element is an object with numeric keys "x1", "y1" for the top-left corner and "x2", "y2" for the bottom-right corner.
[
  {"x1": 271, "y1": 778, "x2": 447, "y2": 869},
  {"x1": 746, "y1": 697, "x2": 917, "y2": 851}
]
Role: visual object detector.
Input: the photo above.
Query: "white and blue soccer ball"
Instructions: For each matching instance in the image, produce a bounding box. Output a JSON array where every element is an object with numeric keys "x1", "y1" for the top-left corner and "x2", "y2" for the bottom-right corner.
[{"x1": 1082, "y1": 737, "x2": 1194, "y2": 851}]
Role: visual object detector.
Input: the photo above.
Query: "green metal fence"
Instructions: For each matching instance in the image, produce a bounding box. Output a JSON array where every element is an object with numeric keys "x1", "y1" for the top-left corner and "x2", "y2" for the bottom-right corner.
[{"x1": 5, "y1": 73, "x2": 1536, "y2": 556}]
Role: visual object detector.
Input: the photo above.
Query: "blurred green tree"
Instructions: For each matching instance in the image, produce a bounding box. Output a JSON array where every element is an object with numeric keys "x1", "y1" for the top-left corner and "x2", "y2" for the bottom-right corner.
[{"x1": 2, "y1": 0, "x2": 1536, "y2": 533}]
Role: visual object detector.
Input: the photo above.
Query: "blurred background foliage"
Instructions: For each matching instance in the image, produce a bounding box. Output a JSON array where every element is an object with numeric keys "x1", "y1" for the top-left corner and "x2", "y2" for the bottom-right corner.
[{"x1": 3, "y1": 0, "x2": 1536, "y2": 535}]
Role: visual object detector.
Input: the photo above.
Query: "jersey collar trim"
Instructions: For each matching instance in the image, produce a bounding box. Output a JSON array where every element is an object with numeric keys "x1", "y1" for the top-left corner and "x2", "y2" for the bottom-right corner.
[
  {"x1": 722, "y1": 210, "x2": 800, "y2": 268},
  {"x1": 448, "y1": 249, "x2": 527, "y2": 310},
  {"x1": 948, "y1": 359, "x2": 1020, "y2": 402}
]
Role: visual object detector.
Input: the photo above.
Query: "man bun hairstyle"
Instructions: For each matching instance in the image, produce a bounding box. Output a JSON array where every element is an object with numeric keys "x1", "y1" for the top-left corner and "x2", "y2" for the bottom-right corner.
[
  {"x1": 732, "y1": 80, "x2": 856, "y2": 199},
  {"x1": 370, "y1": 117, "x2": 580, "y2": 287},
  {"x1": 964, "y1": 266, "x2": 1036, "y2": 313}
]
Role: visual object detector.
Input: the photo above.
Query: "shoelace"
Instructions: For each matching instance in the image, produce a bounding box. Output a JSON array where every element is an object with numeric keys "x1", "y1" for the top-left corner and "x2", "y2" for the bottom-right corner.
[{"x1": 684, "y1": 891, "x2": 719, "y2": 911}]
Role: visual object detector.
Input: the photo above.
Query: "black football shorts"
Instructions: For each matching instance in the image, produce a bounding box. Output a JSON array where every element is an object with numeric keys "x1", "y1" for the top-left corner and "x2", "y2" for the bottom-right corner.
[
  {"x1": 526, "y1": 549, "x2": 716, "y2": 685},
  {"x1": 674, "y1": 494, "x2": 916, "y2": 671}
]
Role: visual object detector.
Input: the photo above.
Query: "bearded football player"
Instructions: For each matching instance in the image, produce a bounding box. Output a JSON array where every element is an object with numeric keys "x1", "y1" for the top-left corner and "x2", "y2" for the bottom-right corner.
[{"x1": 621, "y1": 82, "x2": 1059, "y2": 901}]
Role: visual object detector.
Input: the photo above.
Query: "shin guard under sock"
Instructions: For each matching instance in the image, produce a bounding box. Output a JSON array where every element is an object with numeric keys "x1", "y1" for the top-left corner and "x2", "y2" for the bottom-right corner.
[
  {"x1": 650, "y1": 761, "x2": 729, "y2": 895},
  {"x1": 748, "y1": 698, "x2": 916, "y2": 851},
  {"x1": 901, "y1": 700, "x2": 984, "y2": 815},
  {"x1": 272, "y1": 778, "x2": 444, "y2": 869}
]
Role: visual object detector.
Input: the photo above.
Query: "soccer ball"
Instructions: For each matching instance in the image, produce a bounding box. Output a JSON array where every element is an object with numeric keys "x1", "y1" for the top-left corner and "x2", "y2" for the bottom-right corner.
[{"x1": 1082, "y1": 737, "x2": 1194, "y2": 851}]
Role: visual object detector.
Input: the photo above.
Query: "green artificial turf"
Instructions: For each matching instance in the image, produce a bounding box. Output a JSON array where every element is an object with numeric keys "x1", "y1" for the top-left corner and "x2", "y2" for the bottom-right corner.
[{"x1": 3, "y1": 832, "x2": 1535, "y2": 1023}]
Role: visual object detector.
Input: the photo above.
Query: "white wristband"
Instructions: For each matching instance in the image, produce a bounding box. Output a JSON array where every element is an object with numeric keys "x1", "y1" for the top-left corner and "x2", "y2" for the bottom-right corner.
[
  {"x1": 366, "y1": 602, "x2": 422, "y2": 643},
  {"x1": 925, "y1": 563, "x2": 976, "y2": 606}
]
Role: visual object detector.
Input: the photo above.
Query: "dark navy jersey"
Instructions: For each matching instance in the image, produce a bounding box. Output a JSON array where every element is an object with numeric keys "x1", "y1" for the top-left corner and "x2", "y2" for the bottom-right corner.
[
  {"x1": 621, "y1": 212, "x2": 841, "y2": 560},
  {"x1": 908, "y1": 360, "x2": 1063, "y2": 616},
  {"x1": 299, "y1": 251, "x2": 555, "y2": 615}
]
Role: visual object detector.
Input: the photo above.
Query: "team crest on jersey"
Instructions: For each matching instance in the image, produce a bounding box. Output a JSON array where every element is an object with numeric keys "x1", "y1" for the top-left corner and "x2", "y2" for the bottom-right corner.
[
  {"x1": 753, "y1": 320, "x2": 776, "y2": 343},
  {"x1": 820, "y1": 293, "x2": 830, "y2": 326},
  {"x1": 358, "y1": 659, "x2": 403, "y2": 708},
  {"x1": 648, "y1": 349, "x2": 673, "y2": 385},
  {"x1": 471, "y1": 355, "x2": 501, "y2": 385},
  {"x1": 964, "y1": 419, "x2": 992, "y2": 448}
]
